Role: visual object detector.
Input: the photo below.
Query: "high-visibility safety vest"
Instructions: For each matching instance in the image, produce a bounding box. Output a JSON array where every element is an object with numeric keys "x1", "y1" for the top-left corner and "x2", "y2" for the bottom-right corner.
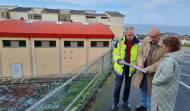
[{"x1": 113, "y1": 35, "x2": 140, "y2": 78}]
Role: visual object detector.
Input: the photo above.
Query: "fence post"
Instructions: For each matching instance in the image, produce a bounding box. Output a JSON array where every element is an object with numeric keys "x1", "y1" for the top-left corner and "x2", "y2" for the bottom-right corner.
[
  {"x1": 102, "y1": 56, "x2": 104, "y2": 80},
  {"x1": 86, "y1": 39, "x2": 89, "y2": 75}
]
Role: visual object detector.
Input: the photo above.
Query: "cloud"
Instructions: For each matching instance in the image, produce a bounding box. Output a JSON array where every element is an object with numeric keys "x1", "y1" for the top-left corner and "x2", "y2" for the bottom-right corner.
[
  {"x1": 121, "y1": 0, "x2": 190, "y2": 25},
  {"x1": 35, "y1": 0, "x2": 131, "y2": 6}
]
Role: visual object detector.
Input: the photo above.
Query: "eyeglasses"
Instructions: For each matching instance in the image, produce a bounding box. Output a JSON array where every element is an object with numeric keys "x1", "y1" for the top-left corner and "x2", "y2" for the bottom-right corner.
[
  {"x1": 150, "y1": 35, "x2": 159, "y2": 39},
  {"x1": 127, "y1": 34, "x2": 134, "y2": 37}
]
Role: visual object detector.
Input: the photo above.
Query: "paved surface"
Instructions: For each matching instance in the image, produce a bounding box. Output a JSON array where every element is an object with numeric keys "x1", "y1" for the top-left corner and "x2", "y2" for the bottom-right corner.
[
  {"x1": 182, "y1": 47, "x2": 190, "y2": 55},
  {"x1": 87, "y1": 55, "x2": 190, "y2": 111}
]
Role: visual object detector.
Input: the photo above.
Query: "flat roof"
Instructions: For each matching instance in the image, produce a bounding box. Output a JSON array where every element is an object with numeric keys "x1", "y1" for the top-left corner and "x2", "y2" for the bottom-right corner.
[
  {"x1": 41, "y1": 8, "x2": 59, "y2": 13},
  {"x1": 105, "y1": 11, "x2": 124, "y2": 17},
  {"x1": 70, "y1": 10, "x2": 86, "y2": 15},
  {"x1": 9, "y1": 7, "x2": 32, "y2": 12},
  {"x1": 0, "y1": 19, "x2": 114, "y2": 38}
]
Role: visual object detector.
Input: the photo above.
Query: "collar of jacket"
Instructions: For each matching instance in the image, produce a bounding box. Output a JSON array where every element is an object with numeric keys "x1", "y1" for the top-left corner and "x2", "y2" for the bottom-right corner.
[
  {"x1": 147, "y1": 36, "x2": 163, "y2": 46},
  {"x1": 124, "y1": 35, "x2": 140, "y2": 46}
]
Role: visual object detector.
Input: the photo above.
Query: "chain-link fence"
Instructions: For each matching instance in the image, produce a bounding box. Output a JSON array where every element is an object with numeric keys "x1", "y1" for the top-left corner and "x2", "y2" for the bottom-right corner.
[{"x1": 11, "y1": 49, "x2": 113, "y2": 111}]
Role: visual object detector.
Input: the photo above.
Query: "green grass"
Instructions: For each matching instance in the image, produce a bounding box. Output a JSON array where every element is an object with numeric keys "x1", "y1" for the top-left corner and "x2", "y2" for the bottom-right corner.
[
  {"x1": 50, "y1": 64, "x2": 114, "y2": 110},
  {"x1": 70, "y1": 64, "x2": 114, "y2": 110},
  {"x1": 184, "y1": 43, "x2": 190, "y2": 47},
  {"x1": 59, "y1": 80, "x2": 91, "y2": 109}
]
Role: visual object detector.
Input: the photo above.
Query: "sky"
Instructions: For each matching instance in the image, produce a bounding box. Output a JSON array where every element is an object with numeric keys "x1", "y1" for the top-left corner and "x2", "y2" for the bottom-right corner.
[{"x1": 0, "y1": 0, "x2": 190, "y2": 26}]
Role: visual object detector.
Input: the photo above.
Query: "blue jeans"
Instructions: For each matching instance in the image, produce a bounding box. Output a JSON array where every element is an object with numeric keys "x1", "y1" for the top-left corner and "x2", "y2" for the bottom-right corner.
[{"x1": 140, "y1": 74, "x2": 151, "y2": 111}]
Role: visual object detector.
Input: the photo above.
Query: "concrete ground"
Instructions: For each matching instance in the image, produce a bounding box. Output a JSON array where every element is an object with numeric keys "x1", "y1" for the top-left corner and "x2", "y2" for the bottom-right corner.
[{"x1": 87, "y1": 48, "x2": 190, "y2": 111}]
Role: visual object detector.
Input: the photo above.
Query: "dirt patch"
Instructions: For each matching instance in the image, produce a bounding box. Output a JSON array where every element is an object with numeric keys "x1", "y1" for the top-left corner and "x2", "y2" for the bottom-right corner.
[{"x1": 0, "y1": 83, "x2": 50, "y2": 110}]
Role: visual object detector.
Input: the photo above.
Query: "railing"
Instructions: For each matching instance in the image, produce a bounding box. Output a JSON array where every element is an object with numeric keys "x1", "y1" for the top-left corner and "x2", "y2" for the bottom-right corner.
[{"x1": 13, "y1": 49, "x2": 113, "y2": 111}]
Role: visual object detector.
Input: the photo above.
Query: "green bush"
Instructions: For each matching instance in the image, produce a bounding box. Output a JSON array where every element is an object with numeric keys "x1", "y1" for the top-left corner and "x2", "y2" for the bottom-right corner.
[{"x1": 184, "y1": 43, "x2": 190, "y2": 47}]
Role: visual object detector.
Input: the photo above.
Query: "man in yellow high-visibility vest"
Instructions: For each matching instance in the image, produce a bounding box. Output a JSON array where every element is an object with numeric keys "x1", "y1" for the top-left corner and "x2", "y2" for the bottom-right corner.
[{"x1": 112, "y1": 27, "x2": 140, "y2": 110}]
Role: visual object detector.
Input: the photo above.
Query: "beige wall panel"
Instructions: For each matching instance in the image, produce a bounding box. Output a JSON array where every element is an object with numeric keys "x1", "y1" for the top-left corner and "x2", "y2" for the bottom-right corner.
[
  {"x1": 88, "y1": 38, "x2": 111, "y2": 62},
  {"x1": 9, "y1": 12, "x2": 29, "y2": 20},
  {"x1": 86, "y1": 18, "x2": 97, "y2": 22},
  {"x1": 110, "y1": 17, "x2": 124, "y2": 25},
  {"x1": 0, "y1": 37, "x2": 31, "y2": 78},
  {"x1": 61, "y1": 38, "x2": 87, "y2": 74},
  {"x1": 110, "y1": 25, "x2": 124, "y2": 38},
  {"x1": 33, "y1": 38, "x2": 59, "y2": 77},
  {"x1": 97, "y1": 16, "x2": 108, "y2": 25},
  {"x1": 71, "y1": 15, "x2": 86, "y2": 22},
  {"x1": 42, "y1": 13, "x2": 58, "y2": 21}
]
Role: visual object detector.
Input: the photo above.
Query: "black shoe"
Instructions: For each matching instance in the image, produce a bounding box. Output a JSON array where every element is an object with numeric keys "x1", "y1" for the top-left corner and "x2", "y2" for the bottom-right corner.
[
  {"x1": 112, "y1": 103, "x2": 117, "y2": 111},
  {"x1": 135, "y1": 105, "x2": 147, "y2": 110},
  {"x1": 123, "y1": 102, "x2": 131, "y2": 110}
]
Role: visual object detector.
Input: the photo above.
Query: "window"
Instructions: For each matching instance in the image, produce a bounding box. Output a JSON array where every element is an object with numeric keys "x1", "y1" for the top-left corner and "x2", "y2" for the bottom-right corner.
[
  {"x1": 64, "y1": 41, "x2": 84, "y2": 48},
  {"x1": 2, "y1": 12, "x2": 4, "y2": 18},
  {"x1": 101, "y1": 17, "x2": 108, "y2": 19},
  {"x1": 60, "y1": 17, "x2": 69, "y2": 21},
  {"x1": 49, "y1": 41, "x2": 56, "y2": 47},
  {"x1": 35, "y1": 41, "x2": 42, "y2": 47},
  {"x1": 86, "y1": 16, "x2": 96, "y2": 18},
  {"x1": 33, "y1": 14, "x2": 42, "y2": 19},
  {"x1": 3, "y1": 40, "x2": 26, "y2": 48},
  {"x1": 28, "y1": 13, "x2": 32, "y2": 19},
  {"x1": 3, "y1": 40, "x2": 11, "y2": 47},
  {"x1": 35, "y1": 41, "x2": 56, "y2": 47},
  {"x1": 91, "y1": 41, "x2": 109, "y2": 47},
  {"x1": 19, "y1": 41, "x2": 26, "y2": 47}
]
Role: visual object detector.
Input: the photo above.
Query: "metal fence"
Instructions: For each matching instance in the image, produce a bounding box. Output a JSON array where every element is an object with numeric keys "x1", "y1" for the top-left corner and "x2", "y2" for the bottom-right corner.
[{"x1": 12, "y1": 49, "x2": 113, "y2": 111}]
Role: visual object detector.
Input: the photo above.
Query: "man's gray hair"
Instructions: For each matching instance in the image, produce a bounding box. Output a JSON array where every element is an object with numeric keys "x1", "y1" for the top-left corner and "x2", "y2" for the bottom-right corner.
[{"x1": 126, "y1": 27, "x2": 134, "y2": 30}]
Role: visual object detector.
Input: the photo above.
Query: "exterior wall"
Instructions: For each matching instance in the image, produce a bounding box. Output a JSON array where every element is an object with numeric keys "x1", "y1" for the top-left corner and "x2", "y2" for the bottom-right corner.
[
  {"x1": 110, "y1": 25, "x2": 124, "y2": 38},
  {"x1": 71, "y1": 14, "x2": 86, "y2": 22},
  {"x1": 33, "y1": 38, "x2": 59, "y2": 77},
  {"x1": 42, "y1": 13, "x2": 58, "y2": 21},
  {"x1": 108, "y1": 17, "x2": 124, "y2": 38},
  {"x1": 0, "y1": 37, "x2": 31, "y2": 78},
  {"x1": 61, "y1": 38, "x2": 87, "y2": 74},
  {"x1": 110, "y1": 16, "x2": 124, "y2": 25},
  {"x1": 31, "y1": 8, "x2": 43, "y2": 14},
  {"x1": 88, "y1": 38, "x2": 112, "y2": 62},
  {"x1": 0, "y1": 10, "x2": 8, "y2": 19},
  {"x1": 86, "y1": 17, "x2": 97, "y2": 22},
  {"x1": 97, "y1": 16, "x2": 108, "y2": 25},
  {"x1": 0, "y1": 36, "x2": 112, "y2": 78},
  {"x1": 9, "y1": 11, "x2": 29, "y2": 20}
]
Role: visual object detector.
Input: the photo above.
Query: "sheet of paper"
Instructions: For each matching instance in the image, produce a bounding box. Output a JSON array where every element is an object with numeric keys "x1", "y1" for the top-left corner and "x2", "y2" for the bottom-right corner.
[{"x1": 122, "y1": 61, "x2": 146, "y2": 73}]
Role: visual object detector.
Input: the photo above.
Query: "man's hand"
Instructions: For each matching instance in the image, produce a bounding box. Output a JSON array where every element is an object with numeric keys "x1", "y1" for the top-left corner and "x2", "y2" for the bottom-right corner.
[
  {"x1": 138, "y1": 63, "x2": 144, "y2": 69},
  {"x1": 119, "y1": 60, "x2": 124, "y2": 65},
  {"x1": 143, "y1": 68, "x2": 148, "y2": 72}
]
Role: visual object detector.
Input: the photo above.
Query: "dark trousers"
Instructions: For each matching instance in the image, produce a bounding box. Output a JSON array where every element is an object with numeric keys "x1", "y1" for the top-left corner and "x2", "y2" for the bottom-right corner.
[{"x1": 113, "y1": 66, "x2": 132, "y2": 104}]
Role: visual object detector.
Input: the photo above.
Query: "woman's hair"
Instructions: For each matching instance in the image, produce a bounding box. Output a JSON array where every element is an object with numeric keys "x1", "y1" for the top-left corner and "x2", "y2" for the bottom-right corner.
[{"x1": 163, "y1": 36, "x2": 181, "y2": 52}]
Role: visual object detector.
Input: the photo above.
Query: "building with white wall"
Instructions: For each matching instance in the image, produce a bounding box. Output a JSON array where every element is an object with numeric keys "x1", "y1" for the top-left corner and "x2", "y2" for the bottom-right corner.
[
  {"x1": 105, "y1": 11, "x2": 125, "y2": 38},
  {"x1": 9, "y1": 7, "x2": 32, "y2": 20},
  {"x1": 41, "y1": 8, "x2": 59, "y2": 21},
  {"x1": 0, "y1": 5, "x2": 125, "y2": 38},
  {"x1": 70, "y1": 10, "x2": 86, "y2": 22}
]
